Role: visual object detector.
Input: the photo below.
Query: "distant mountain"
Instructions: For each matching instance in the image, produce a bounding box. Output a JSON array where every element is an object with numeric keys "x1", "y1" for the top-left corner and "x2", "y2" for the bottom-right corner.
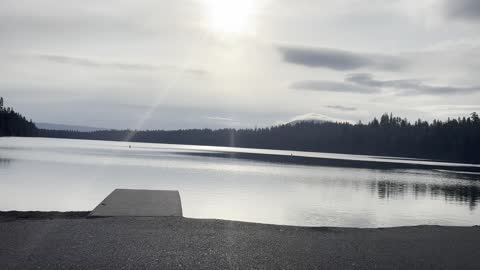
[
  {"x1": 36, "y1": 122, "x2": 106, "y2": 132},
  {"x1": 286, "y1": 113, "x2": 334, "y2": 126}
]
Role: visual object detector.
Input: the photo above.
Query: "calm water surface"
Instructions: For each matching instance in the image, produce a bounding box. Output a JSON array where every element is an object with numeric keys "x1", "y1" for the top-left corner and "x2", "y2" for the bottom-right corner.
[{"x1": 1, "y1": 137, "x2": 479, "y2": 227}]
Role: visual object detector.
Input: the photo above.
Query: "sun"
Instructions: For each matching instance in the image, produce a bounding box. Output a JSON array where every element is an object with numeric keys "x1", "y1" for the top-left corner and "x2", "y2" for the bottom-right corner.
[{"x1": 205, "y1": 0, "x2": 255, "y2": 35}]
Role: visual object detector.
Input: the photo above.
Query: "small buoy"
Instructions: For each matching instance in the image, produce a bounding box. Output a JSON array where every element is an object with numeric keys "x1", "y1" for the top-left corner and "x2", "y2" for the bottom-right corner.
[{"x1": 129, "y1": 145, "x2": 131, "y2": 149}]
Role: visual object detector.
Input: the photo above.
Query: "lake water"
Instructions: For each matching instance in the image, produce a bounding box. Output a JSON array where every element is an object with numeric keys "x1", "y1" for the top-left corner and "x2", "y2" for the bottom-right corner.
[{"x1": 1, "y1": 137, "x2": 479, "y2": 227}]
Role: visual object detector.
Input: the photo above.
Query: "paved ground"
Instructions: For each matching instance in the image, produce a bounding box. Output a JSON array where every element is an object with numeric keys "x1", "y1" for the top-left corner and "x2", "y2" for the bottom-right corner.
[{"x1": 1, "y1": 213, "x2": 480, "y2": 269}]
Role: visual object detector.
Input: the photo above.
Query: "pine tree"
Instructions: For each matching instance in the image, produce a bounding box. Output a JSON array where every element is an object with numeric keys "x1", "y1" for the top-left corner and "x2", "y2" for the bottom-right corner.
[{"x1": 471, "y1": 112, "x2": 479, "y2": 123}]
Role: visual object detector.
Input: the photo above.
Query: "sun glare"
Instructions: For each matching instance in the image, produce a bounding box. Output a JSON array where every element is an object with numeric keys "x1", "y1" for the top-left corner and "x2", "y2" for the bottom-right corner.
[{"x1": 206, "y1": 0, "x2": 255, "y2": 35}]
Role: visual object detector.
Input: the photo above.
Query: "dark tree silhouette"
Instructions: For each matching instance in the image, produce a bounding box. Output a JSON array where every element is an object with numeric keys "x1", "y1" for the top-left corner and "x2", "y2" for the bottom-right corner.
[
  {"x1": 0, "y1": 97, "x2": 38, "y2": 137},
  {"x1": 472, "y1": 112, "x2": 479, "y2": 123}
]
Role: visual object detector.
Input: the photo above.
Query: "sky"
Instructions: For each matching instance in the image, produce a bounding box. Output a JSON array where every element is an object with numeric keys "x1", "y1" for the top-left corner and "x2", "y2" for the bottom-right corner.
[{"x1": 1, "y1": 0, "x2": 480, "y2": 129}]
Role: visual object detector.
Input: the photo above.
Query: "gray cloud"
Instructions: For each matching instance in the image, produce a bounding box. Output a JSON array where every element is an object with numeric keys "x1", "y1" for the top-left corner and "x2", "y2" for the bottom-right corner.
[
  {"x1": 277, "y1": 45, "x2": 407, "y2": 71},
  {"x1": 347, "y1": 73, "x2": 421, "y2": 89},
  {"x1": 445, "y1": 0, "x2": 480, "y2": 21},
  {"x1": 325, "y1": 105, "x2": 357, "y2": 111},
  {"x1": 347, "y1": 73, "x2": 480, "y2": 95},
  {"x1": 291, "y1": 73, "x2": 480, "y2": 96},
  {"x1": 206, "y1": 116, "x2": 235, "y2": 122},
  {"x1": 33, "y1": 54, "x2": 207, "y2": 75},
  {"x1": 290, "y1": 80, "x2": 378, "y2": 93}
]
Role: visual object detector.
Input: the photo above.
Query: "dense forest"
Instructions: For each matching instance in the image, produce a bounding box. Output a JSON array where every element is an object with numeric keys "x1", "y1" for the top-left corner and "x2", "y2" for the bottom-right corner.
[
  {"x1": 37, "y1": 111, "x2": 480, "y2": 164},
  {"x1": 0, "y1": 97, "x2": 37, "y2": 137}
]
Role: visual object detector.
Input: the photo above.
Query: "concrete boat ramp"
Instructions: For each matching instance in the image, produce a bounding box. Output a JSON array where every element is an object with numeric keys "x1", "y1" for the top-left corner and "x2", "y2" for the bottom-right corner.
[{"x1": 90, "y1": 189, "x2": 183, "y2": 217}]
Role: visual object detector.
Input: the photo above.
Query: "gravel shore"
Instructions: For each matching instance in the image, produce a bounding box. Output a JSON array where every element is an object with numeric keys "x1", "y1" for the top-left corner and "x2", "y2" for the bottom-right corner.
[{"x1": 1, "y1": 212, "x2": 479, "y2": 269}]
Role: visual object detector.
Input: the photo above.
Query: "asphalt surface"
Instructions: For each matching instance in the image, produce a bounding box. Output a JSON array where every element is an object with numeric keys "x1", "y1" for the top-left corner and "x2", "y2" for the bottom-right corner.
[{"x1": 1, "y1": 213, "x2": 480, "y2": 269}]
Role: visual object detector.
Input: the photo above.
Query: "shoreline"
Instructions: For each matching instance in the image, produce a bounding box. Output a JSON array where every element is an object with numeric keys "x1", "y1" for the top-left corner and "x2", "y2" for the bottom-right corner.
[
  {"x1": 2, "y1": 211, "x2": 480, "y2": 269},
  {"x1": 181, "y1": 151, "x2": 480, "y2": 173},
  {"x1": 0, "y1": 211, "x2": 90, "y2": 221},
  {"x1": 1, "y1": 211, "x2": 479, "y2": 229}
]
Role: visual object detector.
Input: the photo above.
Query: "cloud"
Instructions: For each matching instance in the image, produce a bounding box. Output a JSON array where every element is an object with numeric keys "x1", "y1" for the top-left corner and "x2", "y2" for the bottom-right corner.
[
  {"x1": 33, "y1": 54, "x2": 208, "y2": 75},
  {"x1": 205, "y1": 116, "x2": 242, "y2": 127},
  {"x1": 445, "y1": 0, "x2": 480, "y2": 21},
  {"x1": 415, "y1": 105, "x2": 480, "y2": 113},
  {"x1": 291, "y1": 73, "x2": 480, "y2": 96},
  {"x1": 346, "y1": 73, "x2": 480, "y2": 95},
  {"x1": 206, "y1": 116, "x2": 234, "y2": 122},
  {"x1": 290, "y1": 80, "x2": 379, "y2": 94},
  {"x1": 277, "y1": 45, "x2": 407, "y2": 71},
  {"x1": 326, "y1": 105, "x2": 357, "y2": 111},
  {"x1": 346, "y1": 73, "x2": 421, "y2": 88}
]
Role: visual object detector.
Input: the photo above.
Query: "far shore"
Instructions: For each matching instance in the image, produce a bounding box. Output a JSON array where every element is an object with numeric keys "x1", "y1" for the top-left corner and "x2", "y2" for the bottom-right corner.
[
  {"x1": 1, "y1": 211, "x2": 480, "y2": 269},
  {"x1": 179, "y1": 150, "x2": 480, "y2": 173}
]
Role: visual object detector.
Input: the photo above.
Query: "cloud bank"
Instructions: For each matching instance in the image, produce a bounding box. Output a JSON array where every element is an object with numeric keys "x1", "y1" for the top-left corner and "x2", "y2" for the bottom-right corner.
[
  {"x1": 291, "y1": 73, "x2": 480, "y2": 96},
  {"x1": 347, "y1": 73, "x2": 480, "y2": 95},
  {"x1": 326, "y1": 105, "x2": 357, "y2": 111},
  {"x1": 290, "y1": 80, "x2": 378, "y2": 93},
  {"x1": 33, "y1": 54, "x2": 207, "y2": 75}
]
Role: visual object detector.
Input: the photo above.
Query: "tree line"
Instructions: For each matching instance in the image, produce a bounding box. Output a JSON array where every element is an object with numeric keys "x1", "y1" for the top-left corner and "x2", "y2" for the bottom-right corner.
[
  {"x1": 36, "y1": 111, "x2": 480, "y2": 164},
  {"x1": 0, "y1": 97, "x2": 37, "y2": 137}
]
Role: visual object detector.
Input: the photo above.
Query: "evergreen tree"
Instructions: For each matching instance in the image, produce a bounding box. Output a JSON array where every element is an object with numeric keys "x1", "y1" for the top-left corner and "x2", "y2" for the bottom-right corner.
[
  {"x1": 0, "y1": 98, "x2": 38, "y2": 137},
  {"x1": 471, "y1": 112, "x2": 479, "y2": 123}
]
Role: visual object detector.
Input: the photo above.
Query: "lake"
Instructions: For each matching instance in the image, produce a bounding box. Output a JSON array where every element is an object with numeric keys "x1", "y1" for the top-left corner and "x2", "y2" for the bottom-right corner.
[{"x1": 1, "y1": 137, "x2": 479, "y2": 227}]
